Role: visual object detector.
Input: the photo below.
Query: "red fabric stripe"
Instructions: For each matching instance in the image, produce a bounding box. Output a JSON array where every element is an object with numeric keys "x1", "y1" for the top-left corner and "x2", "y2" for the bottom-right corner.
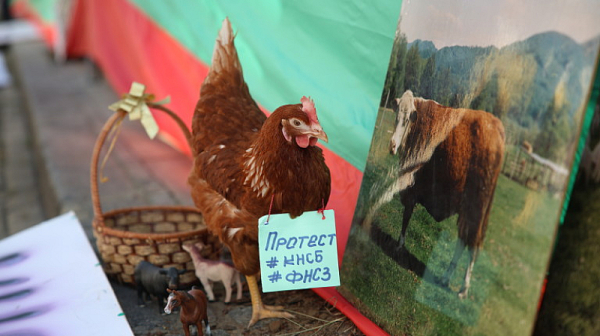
[
  {"x1": 66, "y1": 0, "x2": 206, "y2": 155},
  {"x1": 322, "y1": 148, "x2": 362, "y2": 260},
  {"x1": 10, "y1": 0, "x2": 56, "y2": 48},
  {"x1": 314, "y1": 287, "x2": 391, "y2": 336},
  {"x1": 65, "y1": 1, "x2": 385, "y2": 334}
]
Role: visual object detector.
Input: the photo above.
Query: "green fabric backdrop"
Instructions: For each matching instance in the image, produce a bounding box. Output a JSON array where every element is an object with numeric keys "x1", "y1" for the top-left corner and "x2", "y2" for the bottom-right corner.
[{"x1": 128, "y1": 0, "x2": 402, "y2": 171}]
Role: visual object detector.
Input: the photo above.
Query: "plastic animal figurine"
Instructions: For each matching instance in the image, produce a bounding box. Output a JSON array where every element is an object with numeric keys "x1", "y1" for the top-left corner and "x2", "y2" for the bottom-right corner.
[
  {"x1": 182, "y1": 242, "x2": 243, "y2": 303},
  {"x1": 134, "y1": 260, "x2": 186, "y2": 314},
  {"x1": 164, "y1": 288, "x2": 211, "y2": 336}
]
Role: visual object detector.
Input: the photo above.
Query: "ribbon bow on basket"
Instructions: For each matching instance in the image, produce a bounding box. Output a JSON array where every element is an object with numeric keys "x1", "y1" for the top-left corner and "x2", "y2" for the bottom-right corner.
[
  {"x1": 100, "y1": 82, "x2": 191, "y2": 183},
  {"x1": 108, "y1": 82, "x2": 170, "y2": 139}
]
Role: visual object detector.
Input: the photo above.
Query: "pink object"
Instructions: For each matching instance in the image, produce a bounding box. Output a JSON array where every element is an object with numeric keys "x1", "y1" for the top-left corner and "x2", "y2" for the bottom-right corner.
[
  {"x1": 301, "y1": 96, "x2": 319, "y2": 124},
  {"x1": 182, "y1": 242, "x2": 243, "y2": 303}
]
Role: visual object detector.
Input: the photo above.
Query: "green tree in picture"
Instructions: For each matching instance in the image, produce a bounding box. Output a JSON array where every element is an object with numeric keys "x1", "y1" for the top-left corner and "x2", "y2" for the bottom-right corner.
[
  {"x1": 419, "y1": 54, "x2": 436, "y2": 99},
  {"x1": 381, "y1": 30, "x2": 408, "y2": 108},
  {"x1": 470, "y1": 72, "x2": 501, "y2": 117},
  {"x1": 404, "y1": 43, "x2": 422, "y2": 93},
  {"x1": 434, "y1": 67, "x2": 453, "y2": 106},
  {"x1": 535, "y1": 97, "x2": 572, "y2": 161}
]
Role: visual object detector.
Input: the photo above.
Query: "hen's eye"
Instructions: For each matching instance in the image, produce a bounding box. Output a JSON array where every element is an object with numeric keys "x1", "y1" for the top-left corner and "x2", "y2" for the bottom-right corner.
[{"x1": 293, "y1": 120, "x2": 301, "y2": 126}]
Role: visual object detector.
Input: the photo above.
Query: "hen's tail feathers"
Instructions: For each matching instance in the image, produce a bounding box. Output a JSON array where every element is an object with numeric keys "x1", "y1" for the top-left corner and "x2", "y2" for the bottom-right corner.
[{"x1": 206, "y1": 17, "x2": 242, "y2": 84}]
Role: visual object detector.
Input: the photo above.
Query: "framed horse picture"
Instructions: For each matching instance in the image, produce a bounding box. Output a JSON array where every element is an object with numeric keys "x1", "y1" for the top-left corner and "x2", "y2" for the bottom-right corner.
[{"x1": 339, "y1": 0, "x2": 600, "y2": 335}]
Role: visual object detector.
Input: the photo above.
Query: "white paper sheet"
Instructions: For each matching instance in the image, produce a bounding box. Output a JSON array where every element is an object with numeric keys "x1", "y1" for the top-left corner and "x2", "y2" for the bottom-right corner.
[{"x1": 0, "y1": 212, "x2": 133, "y2": 336}]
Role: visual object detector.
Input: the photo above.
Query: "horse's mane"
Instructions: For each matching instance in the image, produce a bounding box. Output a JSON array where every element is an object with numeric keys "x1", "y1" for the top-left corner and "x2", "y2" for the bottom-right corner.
[
  {"x1": 184, "y1": 291, "x2": 195, "y2": 301},
  {"x1": 170, "y1": 289, "x2": 195, "y2": 302},
  {"x1": 399, "y1": 93, "x2": 465, "y2": 170}
]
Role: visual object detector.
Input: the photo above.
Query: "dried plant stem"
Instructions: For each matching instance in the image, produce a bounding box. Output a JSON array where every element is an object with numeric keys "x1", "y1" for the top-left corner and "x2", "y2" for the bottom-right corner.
[
  {"x1": 285, "y1": 317, "x2": 308, "y2": 330},
  {"x1": 285, "y1": 309, "x2": 330, "y2": 323},
  {"x1": 276, "y1": 317, "x2": 344, "y2": 336}
]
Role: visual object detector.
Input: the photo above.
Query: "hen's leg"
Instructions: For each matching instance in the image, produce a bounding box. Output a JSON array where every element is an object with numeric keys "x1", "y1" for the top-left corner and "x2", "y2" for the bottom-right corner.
[{"x1": 246, "y1": 274, "x2": 293, "y2": 327}]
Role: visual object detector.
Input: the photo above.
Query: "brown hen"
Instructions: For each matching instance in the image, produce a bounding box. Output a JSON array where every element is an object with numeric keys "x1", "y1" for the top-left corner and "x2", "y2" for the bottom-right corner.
[{"x1": 188, "y1": 18, "x2": 331, "y2": 327}]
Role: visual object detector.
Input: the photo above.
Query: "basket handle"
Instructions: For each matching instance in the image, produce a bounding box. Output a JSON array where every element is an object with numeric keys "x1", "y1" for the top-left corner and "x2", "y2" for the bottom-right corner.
[{"x1": 90, "y1": 105, "x2": 193, "y2": 222}]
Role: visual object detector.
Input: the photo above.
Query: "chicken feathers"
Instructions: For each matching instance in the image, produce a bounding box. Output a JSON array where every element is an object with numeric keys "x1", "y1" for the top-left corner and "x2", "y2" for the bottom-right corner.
[{"x1": 188, "y1": 18, "x2": 331, "y2": 280}]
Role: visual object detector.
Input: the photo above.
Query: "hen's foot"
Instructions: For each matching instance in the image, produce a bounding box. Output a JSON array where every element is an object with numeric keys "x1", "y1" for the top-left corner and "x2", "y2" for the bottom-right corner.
[{"x1": 248, "y1": 304, "x2": 293, "y2": 327}]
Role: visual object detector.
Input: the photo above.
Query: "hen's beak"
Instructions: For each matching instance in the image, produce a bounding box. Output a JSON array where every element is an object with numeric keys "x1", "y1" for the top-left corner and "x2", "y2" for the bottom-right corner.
[
  {"x1": 309, "y1": 124, "x2": 329, "y2": 143},
  {"x1": 313, "y1": 129, "x2": 328, "y2": 143}
]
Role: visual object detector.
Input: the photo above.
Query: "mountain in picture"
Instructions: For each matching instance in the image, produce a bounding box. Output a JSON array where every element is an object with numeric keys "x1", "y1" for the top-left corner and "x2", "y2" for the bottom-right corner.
[{"x1": 383, "y1": 31, "x2": 599, "y2": 165}]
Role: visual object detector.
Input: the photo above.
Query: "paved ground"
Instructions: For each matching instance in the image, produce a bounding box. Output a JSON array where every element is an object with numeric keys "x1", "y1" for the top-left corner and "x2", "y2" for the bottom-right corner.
[
  {"x1": 0, "y1": 46, "x2": 45, "y2": 238},
  {"x1": 0, "y1": 39, "x2": 196, "y2": 336},
  {"x1": 0, "y1": 39, "x2": 362, "y2": 335}
]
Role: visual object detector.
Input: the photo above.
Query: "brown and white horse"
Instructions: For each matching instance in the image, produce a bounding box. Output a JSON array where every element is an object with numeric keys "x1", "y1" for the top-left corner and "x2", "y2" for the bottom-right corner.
[
  {"x1": 164, "y1": 288, "x2": 211, "y2": 336},
  {"x1": 367, "y1": 90, "x2": 505, "y2": 298}
]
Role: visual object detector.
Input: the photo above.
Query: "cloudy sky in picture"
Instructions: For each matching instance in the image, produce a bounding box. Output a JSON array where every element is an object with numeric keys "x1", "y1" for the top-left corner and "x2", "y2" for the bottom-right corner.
[{"x1": 400, "y1": 0, "x2": 600, "y2": 48}]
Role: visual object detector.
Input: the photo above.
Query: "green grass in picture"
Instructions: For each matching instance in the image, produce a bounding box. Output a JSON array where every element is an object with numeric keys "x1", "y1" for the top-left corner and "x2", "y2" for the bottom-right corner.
[
  {"x1": 415, "y1": 230, "x2": 495, "y2": 326},
  {"x1": 340, "y1": 228, "x2": 464, "y2": 335},
  {"x1": 340, "y1": 174, "x2": 561, "y2": 336}
]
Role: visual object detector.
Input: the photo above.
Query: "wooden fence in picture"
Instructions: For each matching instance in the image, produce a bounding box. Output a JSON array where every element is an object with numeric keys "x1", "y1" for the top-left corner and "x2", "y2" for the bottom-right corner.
[{"x1": 502, "y1": 148, "x2": 569, "y2": 193}]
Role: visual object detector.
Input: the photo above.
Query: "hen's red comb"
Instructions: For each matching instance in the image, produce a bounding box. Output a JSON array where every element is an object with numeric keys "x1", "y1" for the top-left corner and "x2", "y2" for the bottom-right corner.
[{"x1": 301, "y1": 96, "x2": 319, "y2": 124}]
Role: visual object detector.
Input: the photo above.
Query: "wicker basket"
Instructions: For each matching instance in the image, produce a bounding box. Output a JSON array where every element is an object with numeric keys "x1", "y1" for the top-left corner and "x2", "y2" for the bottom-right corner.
[{"x1": 91, "y1": 106, "x2": 217, "y2": 286}]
